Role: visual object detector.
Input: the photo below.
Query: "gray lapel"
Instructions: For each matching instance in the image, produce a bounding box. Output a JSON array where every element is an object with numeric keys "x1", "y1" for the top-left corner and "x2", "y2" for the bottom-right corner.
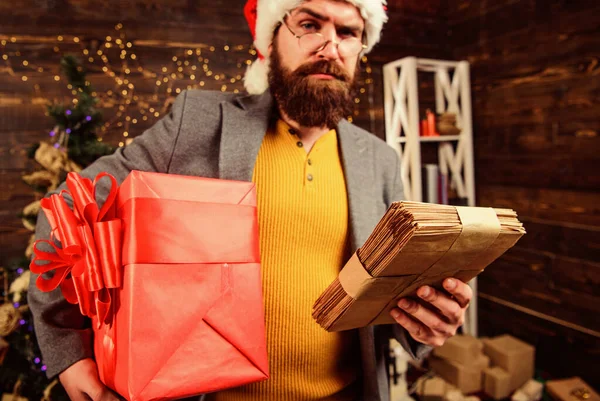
[
  {"x1": 219, "y1": 92, "x2": 274, "y2": 182},
  {"x1": 337, "y1": 119, "x2": 375, "y2": 252}
]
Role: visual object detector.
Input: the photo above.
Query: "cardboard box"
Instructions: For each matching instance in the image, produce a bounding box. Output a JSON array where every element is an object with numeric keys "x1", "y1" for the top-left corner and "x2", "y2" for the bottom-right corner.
[
  {"x1": 416, "y1": 376, "x2": 448, "y2": 401},
  {"x1": 484, "y1": 366, "x2": 512, "y2": 400},
  {"x1": 482, "y1": 335, "x2": 534, "y2": 390},
  {"x1": 474, "y1": 353, "x2": 491, "y2": 370},
  {"x1": 429, "y1": 356, "x2": 483, "y2": 394},
  {"x1": 546, "y1": 377, "x2": 600, "y2": 401},
  {"x1": 432, "y1": 335, "x2": 484, "y2": 365}
]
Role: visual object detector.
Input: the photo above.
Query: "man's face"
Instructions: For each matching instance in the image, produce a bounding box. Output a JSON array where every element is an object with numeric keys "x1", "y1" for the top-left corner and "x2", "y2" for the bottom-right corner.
[{"x1": 267, "y1": 0, "x2": 365, "y2": 128}]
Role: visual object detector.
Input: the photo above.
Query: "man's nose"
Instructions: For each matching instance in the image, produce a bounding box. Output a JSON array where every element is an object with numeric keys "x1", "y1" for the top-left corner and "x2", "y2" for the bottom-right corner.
[{"x1": 317, "y1": 40, "x2": 341, "y2": 60}]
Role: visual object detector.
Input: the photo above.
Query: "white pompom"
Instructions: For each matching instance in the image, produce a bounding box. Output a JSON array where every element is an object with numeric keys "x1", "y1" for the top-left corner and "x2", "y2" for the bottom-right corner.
[{"x1": 243, "y1": 58, "x2": 270, "y2": 95}]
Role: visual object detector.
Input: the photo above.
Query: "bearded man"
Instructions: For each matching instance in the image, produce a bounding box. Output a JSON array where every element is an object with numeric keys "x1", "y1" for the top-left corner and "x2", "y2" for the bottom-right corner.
[{"x1": 29, "y1": 1, "x2": 473, "y2": 400}]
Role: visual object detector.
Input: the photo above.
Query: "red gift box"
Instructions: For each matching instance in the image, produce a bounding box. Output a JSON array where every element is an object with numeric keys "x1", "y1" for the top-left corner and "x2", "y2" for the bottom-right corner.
[{"x1": 31, "y1": 170, "x2": 269, "y2": 401}]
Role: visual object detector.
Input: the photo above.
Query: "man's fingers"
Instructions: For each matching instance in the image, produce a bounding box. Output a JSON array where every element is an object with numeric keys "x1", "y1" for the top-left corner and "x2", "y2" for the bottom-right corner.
[
  {"x1": 396, "y1": 298, "x2": 456, "y2": 337},
  {"x1": 443, "y1": 278, "x2": 472, "y2": 308},
  {"x1": 390, "y1": 308, "x2": 426, "y2": 340},
  {"x1": 97, "y1": 387, "x2": 121, "y2": 401},
  {"x1": 417, "y1": 285, "x2": 464, "y2": 324}
]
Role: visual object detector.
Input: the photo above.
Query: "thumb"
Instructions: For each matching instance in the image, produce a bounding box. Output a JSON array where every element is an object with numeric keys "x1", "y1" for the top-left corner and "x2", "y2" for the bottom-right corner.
[
  {"x1": 96, "y1": 386, "x2": 122, "y2": 401},
  {"x1": 80, "y1": 366, "x2": 119, "y2": 401}
]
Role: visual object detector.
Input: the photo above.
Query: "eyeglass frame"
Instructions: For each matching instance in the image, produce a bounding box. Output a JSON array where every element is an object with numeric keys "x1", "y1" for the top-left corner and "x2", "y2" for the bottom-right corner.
[{"x1": 279, "y1": 13, "x2": 367, "y2": 57}]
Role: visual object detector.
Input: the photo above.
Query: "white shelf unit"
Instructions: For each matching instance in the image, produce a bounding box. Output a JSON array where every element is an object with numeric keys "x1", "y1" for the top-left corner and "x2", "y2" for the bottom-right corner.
[{"x1": 383, "y1": 57, "x2": 478, "y2": 337}]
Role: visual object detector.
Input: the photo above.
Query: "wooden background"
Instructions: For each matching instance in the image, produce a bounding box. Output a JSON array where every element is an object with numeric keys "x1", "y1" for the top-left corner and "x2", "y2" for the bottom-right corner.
[
  {"x1": 446, "y1": 0, "x2": 600, "y2": 388},
  {"x1": 1, "y1": 0, "x2": 598, "y2": 388}
]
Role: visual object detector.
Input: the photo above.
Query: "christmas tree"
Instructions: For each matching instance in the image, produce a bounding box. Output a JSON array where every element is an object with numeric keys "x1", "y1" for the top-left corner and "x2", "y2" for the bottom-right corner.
[{"x1": 0, "y1": 55, "x2": 115, "y2": 401}]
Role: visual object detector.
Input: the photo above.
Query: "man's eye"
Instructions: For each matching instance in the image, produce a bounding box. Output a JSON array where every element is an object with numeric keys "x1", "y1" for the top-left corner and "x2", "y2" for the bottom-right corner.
[
  {"x1": 339, "y1": 29, "x2": 357, "y2": 38},
  {"x1": 300, "y1": 22, "x2": 319, "y2": 31}
]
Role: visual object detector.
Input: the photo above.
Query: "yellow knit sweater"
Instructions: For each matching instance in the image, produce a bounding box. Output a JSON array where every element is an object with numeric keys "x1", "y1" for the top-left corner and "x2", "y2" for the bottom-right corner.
[{"x1": 207, "y1": 120, "x2": 360, "y2": 401}]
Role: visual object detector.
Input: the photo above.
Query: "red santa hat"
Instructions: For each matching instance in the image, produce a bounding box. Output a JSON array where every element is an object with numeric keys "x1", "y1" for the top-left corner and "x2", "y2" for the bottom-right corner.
[{"x1": 243, "y1": 0, "x2": 388, "y2": 95}]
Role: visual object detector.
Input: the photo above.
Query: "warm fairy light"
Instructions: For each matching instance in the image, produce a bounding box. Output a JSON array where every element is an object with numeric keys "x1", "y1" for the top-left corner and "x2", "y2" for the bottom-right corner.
[{"x1": 4, "y1": 24, "x2": 374, "y2": 150}]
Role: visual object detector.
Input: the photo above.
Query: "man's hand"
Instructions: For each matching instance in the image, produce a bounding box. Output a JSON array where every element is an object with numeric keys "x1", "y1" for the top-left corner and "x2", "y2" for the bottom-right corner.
[
  {"x1": 59, "y1": 358, "x2": 121, "y2": 401},
  {"x1": 390, "y1": 278, "x2": 472, "y2": 347}
]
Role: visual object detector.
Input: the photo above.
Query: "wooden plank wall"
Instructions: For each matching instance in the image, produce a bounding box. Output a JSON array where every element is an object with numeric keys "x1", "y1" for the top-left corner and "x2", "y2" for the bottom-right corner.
[
  {"x1": 0, "y1": 0, "x2": 254, "y2": 266},
  {"x1": 447, "y1": 0, "x2": 600, "y2": 387},
  {"x1": 0, "y1": 1, "x2": 447, "y2": 265}
]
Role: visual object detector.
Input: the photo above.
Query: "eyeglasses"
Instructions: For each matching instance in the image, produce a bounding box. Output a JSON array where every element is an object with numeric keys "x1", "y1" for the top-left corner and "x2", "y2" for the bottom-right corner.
[{"x1": 281, "y1": 17, "x2": 367, "y2": 58}]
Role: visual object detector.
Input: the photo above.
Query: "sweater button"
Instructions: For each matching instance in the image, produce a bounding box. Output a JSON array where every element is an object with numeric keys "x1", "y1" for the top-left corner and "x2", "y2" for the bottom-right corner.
[
  {"x1": 296, "y1": 141, "x2": 303, "y2": 148},
  {"x1": 307, "y1": 159, "x2": 312, "y2": 166},
  {"x1": 307, "y1": 174, "x2": 313, "y2": 181}
]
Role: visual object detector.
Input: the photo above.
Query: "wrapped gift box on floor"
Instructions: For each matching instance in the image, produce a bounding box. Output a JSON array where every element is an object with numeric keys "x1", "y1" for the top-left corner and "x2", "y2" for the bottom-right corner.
[
  {"x1": 482, "y1": 335, "x2": 534, "y2": 391},
  {"x1": 546, "y1": 377, "x2": 600, "y2": 401},
  {"x1": 432, "y1": 335, "x2": 484, "y2": 364},
  {"x1": 484, "y1": 366, "x2": 512, "y2": 400},
  {"x1": 428, "y1": 335, "x2": 490, "y2": 394},
  {"x1": 31, "y1": 171, "x2": 269, "y2": 401}
]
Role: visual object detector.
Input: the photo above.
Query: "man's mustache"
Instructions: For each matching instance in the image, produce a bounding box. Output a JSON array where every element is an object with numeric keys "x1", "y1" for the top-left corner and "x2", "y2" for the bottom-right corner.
[{"x1": 294, "y1": 60, "x2": 351, "y2": 83}]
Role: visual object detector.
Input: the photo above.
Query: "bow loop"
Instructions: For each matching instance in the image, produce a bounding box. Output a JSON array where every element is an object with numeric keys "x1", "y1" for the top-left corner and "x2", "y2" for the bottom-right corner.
[{"x1": 30, "y1": 172, "x2": 122, "y2": 326}]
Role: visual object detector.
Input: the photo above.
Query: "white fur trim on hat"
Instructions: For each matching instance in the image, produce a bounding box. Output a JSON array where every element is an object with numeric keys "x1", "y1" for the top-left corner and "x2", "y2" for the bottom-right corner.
[
  {"x1": 244, "y1": 0, "x2": 388, "y2": 95},
  {"x1": 243, "y1": 58, "x2": 270, "y2": 95}
]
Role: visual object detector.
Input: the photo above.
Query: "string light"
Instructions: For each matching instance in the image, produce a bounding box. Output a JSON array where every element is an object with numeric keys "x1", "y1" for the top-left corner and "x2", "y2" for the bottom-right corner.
[{"x1": 2, "y1": 24, "x2": 374, "y2": 150}]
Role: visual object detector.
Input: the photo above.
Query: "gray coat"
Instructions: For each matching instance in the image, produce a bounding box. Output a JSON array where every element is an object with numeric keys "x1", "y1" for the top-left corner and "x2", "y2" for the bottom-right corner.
[{"x1": 28, "y1": 90, "x2": 429, "y2": 401}]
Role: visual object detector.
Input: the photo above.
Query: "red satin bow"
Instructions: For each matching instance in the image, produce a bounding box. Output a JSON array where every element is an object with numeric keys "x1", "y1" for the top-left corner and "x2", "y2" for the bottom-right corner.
[{"x1": 30, "y1": 172, "x2": 123, "y2": 328}]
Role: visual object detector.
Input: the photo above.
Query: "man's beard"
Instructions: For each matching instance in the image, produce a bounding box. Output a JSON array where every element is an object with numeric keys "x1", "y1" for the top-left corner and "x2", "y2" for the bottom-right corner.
[{"x1": 268, "y1": 45, "x2": 358, "y2": 129}]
